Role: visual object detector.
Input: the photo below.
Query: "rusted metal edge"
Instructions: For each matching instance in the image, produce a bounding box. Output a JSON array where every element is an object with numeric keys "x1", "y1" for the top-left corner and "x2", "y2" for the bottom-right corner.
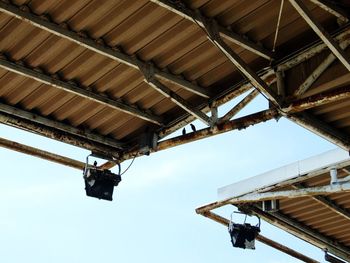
[
  {"x1": 0, "y1": 112, "x2": 120, "y2": 158},
  {"x1": 0, "y1": 54, "x2": 163, "y2": 125},
  {"x1": 0, "y1": 101, "x2": 125, "y2": 150},
  {"x1": 197, "y1": 210, "x2": 319, "y2": 263},
  {"x1": 150, "y1": 0, "x2": 275, "y2": 60},
  {"x1": 214, "y1": 182, "x2": 350, "y2": 205},
  {"x1": 286, "y1": 85, "x2": 350, "y2": 112},
  {"x1": 245, "y1": 205, "x2": 350, "y2": 262},
  {"x1": 99, "y1": 108, "x2": 280, "y2": 169},
  {"x1": 0, "y1": 136, "x2": 85, "y2": 170},
  {"x1": 0, "y1": 1, "x2": 210, "y2": 98},
  {"x1": 124, "y1": 108, "x2": 279, "y2": 160}
]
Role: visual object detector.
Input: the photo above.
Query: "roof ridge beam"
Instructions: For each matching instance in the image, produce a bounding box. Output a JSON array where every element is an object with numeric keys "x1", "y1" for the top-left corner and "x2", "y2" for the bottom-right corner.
[
  {"x1": 0, "y1": 1, "x2": 210, "y2": 98},
  {"x1": 150, "y1": 0, "x2": 275, "y2": 60},
  {"x1": 136, "y1": 60, "x2": 212, "y2": 126},
  {"x1": 0, "y1": 54, "x2": 163, "y2": 125},
  {"x1": 289, "y1": 0, "x2": 350, "y2": 71}
]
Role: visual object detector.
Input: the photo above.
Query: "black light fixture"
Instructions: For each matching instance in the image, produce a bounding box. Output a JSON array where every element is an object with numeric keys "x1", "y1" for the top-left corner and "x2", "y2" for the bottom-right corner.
[
  {"x1": 228, "y1": 212, "x2": 261, "y2": 249},
  {"x1": 83, "y1": 155, "x2": 121, "y2": 201}
]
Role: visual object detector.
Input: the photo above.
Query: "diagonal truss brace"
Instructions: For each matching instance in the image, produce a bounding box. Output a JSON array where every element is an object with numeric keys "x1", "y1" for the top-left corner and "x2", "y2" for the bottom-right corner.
[
  {"x1": 0, "y1": 1, "x2": 210, "y2": 98},
  {"x1": 136, "y1": 60, "x2": 212, "y2": 126},
  {"x1": 0, "y1": 54, "x2": 163, "y2": 125},
  {"x1": 198, "y1": 16, "x2": 281, "y2": 106},
  {"x1": 289, "y1": 0, "x2": 350, "y2": 72},
  {"x1": 150, "y1": 0, "x2": 274, "y2": 60},
  {"x1": 293, "y1": 39, "x2": 350, "y2": 98},
  {"x1": 220, "y1": 89, "x2": 259, "y2": 123}
]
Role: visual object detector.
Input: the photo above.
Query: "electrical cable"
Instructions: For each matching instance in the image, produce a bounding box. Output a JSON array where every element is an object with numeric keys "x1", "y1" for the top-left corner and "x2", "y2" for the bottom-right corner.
[
  {"x1": 272, "y1": 0, "x2": 285, "y2": 53},
  {"x1": 120, "y1": 155, "x2": 136, "y2": 176}
]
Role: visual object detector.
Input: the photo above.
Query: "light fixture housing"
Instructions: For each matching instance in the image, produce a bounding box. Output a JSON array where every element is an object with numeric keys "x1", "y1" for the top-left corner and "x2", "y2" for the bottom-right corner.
[
  {"x1": 83, "y1": 155, "x2": 121, "y2": 201},
  {"x1": 228, "y1": 213, "x2": 261, "y2": 249}
]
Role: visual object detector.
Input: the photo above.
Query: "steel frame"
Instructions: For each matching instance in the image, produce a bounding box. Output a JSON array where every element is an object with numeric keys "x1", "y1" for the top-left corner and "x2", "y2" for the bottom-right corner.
[{"x1": 1, "y1": 0, "x2": 350, "y2": 171}]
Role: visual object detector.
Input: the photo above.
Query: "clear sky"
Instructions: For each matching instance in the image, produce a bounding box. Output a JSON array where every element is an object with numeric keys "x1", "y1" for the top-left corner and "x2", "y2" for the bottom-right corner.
[{"x1": 0, "y1": 94, "x2": 337, "y2": 262}]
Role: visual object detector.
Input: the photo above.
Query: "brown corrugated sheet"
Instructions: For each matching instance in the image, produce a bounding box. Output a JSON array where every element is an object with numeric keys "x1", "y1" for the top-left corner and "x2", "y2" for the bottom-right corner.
[{"x1": 0, "y1": 0, "x2": 349, "y2": 155}]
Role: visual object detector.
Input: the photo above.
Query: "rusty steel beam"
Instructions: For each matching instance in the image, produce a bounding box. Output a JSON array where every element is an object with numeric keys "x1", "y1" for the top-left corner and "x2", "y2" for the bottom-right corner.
[
  {"x1": 308, "y1": 0, "x2": 349, "y2": 24},
  {"x1": 220, "y1": 182, "x2": 350, "y2": 205},
  {"x1": 0, "y1": 1, "x2": 210, "y2": 98},
  {"x1": 197, "y1": 210, "x2": 319, "y2": 263},
  {"x1": 150, "y1": 0, "x2": 274, "y2": 60},
  {"x1": 123, "y1": 109, "x2": 279, "y2": 160},
  {"x1": 0, "y1": 136, "x2": 85, "y2": 170},
  {"x1": 286, "y1": 85, "x2": 350, "y2": 112},
  {"x1": 0, "y1": 102, "x2": 124, "y2": 150},
  {"x1": 0, "y1": 112, "x2": 120, "y2": 158},
  {"x1": 246, "y1": 206, "x2": 350, "y2": 262},
  {"x1": 293, "y1": 40, "x2": 350, "y2": 98},
  {"x1": 288, "y1": 112, "x2": 350, "y2": 151},
  {"x1": 289, "y1": 0, "x2": 350, "y2": 71},
  {"x1": 220, "y1": 89, "x2": 259, "y2": 123},
  {"x1": 0, "y1": 55, "x2": 163, "y2": 125},
  {"x1": 100, "y1": 108, "x2": 279, "y2": 169}
]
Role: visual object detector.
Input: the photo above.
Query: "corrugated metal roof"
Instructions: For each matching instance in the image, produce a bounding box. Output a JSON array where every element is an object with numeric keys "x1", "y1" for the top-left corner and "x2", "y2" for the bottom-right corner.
[{"x1": 0, "y1": 0, "x2": 349, "y2": 160}]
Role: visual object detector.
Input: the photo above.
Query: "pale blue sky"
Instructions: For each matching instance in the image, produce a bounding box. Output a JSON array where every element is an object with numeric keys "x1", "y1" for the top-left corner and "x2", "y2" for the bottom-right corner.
[{"x1": 0, "y1": 94, "x2": 336, "y2": 262}]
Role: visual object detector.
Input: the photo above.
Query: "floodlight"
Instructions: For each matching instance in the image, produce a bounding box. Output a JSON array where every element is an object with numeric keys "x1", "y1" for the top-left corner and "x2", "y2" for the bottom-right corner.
[
  {"x1": 83, "y1": 155, "x2": 121, "y2": 201},
  {"x1": 228, "y1": 212, "x2": 261, "y2": 249}
]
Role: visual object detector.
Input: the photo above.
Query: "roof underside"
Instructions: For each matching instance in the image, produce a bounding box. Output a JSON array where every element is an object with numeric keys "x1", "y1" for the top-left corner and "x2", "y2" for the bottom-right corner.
[
  {"x1": 0, "y1": 0, "x2": 350, "y2": 163},
  {"x1": 197, "y1": 149, "x2": 350, "y2": 262}
]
